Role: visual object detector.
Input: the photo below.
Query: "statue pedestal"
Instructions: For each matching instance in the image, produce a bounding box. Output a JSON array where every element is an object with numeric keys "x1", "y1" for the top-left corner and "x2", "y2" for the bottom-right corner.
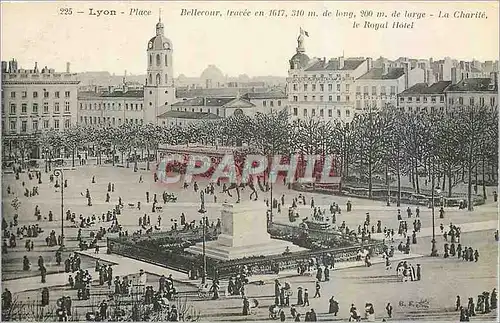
[{"x1": 187, "y1": 202, "x2": 306, "y2": 261}]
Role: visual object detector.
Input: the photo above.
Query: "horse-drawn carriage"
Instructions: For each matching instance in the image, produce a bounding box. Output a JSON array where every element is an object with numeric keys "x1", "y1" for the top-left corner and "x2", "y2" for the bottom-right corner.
[{"x1": 165, "y1": 193, "x2": 177, "y2": 203}]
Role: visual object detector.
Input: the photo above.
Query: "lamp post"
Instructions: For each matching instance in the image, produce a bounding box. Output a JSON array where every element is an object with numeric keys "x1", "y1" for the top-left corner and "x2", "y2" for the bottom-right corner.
[
  {"x1": 198, "y1": 190, "x2": 207, "y2": 284},
  {"x1": 269, "y1": 170, "x2": 275, "y2": 224},
  {"x1": 53, "y1": 168, "x2": 65, "y2": 248},
  {"x1": 386, "y1": 169, "x2": 391, "y2": 206},
  {"x1": 430, "y1": 162, "x2": 438, "y2": 257}
]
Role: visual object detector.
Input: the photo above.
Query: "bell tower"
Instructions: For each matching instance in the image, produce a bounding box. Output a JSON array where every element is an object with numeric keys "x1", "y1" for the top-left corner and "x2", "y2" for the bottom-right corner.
[{"x1": 144, "y1": 13, "x2": 175, "y2": 124}]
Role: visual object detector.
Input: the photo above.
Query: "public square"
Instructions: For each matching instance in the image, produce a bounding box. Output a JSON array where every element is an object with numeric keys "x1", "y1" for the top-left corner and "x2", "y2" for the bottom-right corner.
[{"x1": 1, "y1": 158, "x2": 498, "y2": 321}]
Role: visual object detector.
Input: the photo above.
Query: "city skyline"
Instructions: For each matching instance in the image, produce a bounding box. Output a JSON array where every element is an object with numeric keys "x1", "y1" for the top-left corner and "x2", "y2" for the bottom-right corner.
[{"x1": 2, "y1": 1, "x2": 499, "y2": 77}]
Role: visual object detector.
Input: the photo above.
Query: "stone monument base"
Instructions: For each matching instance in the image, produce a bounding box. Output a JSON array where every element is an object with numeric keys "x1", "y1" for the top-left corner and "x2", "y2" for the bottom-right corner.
[
  {"x1": 188, "y1": 238, "x2": 305, "y2": 261},
  {"x1": 186, "y1": 201, "x2": 308, "y2": 261}
]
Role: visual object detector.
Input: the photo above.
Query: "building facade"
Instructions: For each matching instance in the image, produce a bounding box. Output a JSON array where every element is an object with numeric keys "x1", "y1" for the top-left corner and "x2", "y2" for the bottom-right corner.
[
  {"x1": 397, "y1": 81, "x2": 451, "y2": 114},
  {"x1": 1, "y1": 59, "x2": 80, "y2": 157}
]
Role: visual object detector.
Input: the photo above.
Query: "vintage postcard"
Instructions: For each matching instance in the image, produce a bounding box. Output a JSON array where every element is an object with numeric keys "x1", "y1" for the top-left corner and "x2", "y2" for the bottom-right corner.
[{"x1": 1, "y1": 1, "x2": 498, "y2": 322}]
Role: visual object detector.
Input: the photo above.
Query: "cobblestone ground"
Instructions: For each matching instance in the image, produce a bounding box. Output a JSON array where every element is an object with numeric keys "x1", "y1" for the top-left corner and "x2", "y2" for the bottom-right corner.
[{"x1": 2, "y1": 160, "x2": 498, "y2": 321}]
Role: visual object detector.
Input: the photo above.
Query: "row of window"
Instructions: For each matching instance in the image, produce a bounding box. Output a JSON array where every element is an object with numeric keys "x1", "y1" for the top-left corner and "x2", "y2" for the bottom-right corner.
[
  {"x1": 262, "y1": 100, "x2": 282, "y2": 107},
  {"x1": 400, "y1": 96, "x2": 445, "y2": 103},
  {"x1": 149, "y1": 54, "x2": 169, "y2": 67},
  {"x1": 80, "y1": 116, "x2": 143, "y2": 126},
  {"x1": 292, "y1": 95, "x2": 350, "y2": 102},
  {"x1": 401, "y1": 106, "x2": 445, "y2": 113},
  {"x1": 6, "y1": 102, "x2": 71, "y2": 114},
  {"x1": 175, "y1": 107, "x2": 220, "y2": 115},
  {"x1": 4, "y1": 118, "x2": 71, "y2": 132},
  {"x1": 292, "y1": 107, "x2": 351, "y2": 118},
  {"x1": 292, "y1": 83, "x2": 347, "y2": 92},
  {"x1": 291, "y1": 73, "x2": 351, "y2": 79},
  {"x1": 5, "y1": 90, "x2": 71, "y2": 99},
  {"x1": 356, "y1": 85, "x2": 397, "y2": 96},
  {"x1": 79, "y1": 102, "x2": 144, "y2": 111},
  {"x1": 400, "y1": 96, "x2": 496, "y2": 106}
]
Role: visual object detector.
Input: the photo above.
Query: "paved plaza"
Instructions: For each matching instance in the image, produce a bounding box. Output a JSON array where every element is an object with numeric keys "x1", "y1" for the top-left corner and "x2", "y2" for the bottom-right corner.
[{"x1": 2, "y1": 159, "x2": 498, "y2": 321}]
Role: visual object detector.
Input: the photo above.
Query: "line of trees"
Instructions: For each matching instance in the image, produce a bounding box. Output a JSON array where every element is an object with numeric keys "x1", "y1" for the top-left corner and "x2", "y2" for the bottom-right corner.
[{"x1": 5, "y1": 105, "x2": 497, "y2": 210}]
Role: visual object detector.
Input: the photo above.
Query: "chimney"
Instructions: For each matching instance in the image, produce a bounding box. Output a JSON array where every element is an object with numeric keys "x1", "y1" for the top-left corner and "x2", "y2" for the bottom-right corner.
[
  {"x1": 34, "y1": 62, "x2": 38, "y2": 73},
  {"x1": 403, "y1": 63, "x2": 409, "y2": 89},
  {"x1": 451, "y1": 67, "x2": 457, "y2": 84},
  {"x1": 367, "y1": 58, "x2": 373, "y2": 71},
  {"x1": 66, "y1": 62, "x2": 70, "y2": 73},
  {"x1": 8, "y1": 61, "x2": 12, "y2": 73},
  {"x1": 338, "y1": 56, "x2": 344, "y2": 69},
  {"x1": 1, "y1": 61, "x2": 7, "y2": 73}
]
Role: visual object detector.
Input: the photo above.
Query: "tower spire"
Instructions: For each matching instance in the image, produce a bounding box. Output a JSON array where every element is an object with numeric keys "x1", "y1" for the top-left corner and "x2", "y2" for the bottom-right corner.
[{"x1": 159, "y1": 8, "x2": 162, "y2": 23}]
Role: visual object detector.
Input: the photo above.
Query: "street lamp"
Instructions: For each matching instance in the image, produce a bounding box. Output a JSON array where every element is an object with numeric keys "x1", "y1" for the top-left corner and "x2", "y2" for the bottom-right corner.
[
  {"x1": 198, "y1": 190, "x2": 207, "y2": 284},
  {"x1": 386, "y1": 170, "x2": 391, "y2": 206},
  {"x1": 269, "y1": 170, "x2": 276, "y2": 224},
  {"x1": 53, "y1": 169, "x2": 65, "y2": 248},
  {"x1": 430, "y1": 162, "x2": 438, "y2": 257}
]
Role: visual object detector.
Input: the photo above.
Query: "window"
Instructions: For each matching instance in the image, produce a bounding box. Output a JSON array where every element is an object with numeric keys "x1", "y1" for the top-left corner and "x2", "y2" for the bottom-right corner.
[
  {"x1": 10, "y1": 103, "x2": 16, "y2": 114},
  {"x1": 312, "y1": 96, "x2": 316, "y2": 101},
  {"x1": 390, "y1": 86, "x2": 396, "y2": 95},
  {"x1": 54, "y1": 102, "x2": 60, "y2": 113},
  {"x1": 449, "y1": 98, "x2": 454, "y2": 105},
  {"x1": 64, "y1": 91, "x2": 70, "y2": 98},
  {"x1": 423, "y1": 97, "x2": 427, "y2": 103},
  {"x1": 399, "y1": 97, "x2": 404, "y2": 102},
  {"x1": 336, "y1": 84, "x2": 341, "y2": 91},
  {"x1": 346, "y1": 84, "x2": 350, "y2": 92},
  {"x1": 303, "y1": 109, "x2": 307, "y2": 117},
  {"x1": 312, "y1": 84, "x2": 316, "y2": 91},
  {"x1": 21, "y1": 103, "x2": 27, "y2": 114},
  {"x1": 479, "y1": 97, "x2": 485, "y2": 105},
  {"x1": 33, "y1": 91, "x2": 38, "y2": 98},
  {"x1": 490, "y1": 97, "x2": 496, "y2": 106},
  {"x1": 263, "y1": 101, "x2": 267, "y2": 107},
  {"x1": 320, "y1": 84, "x2": 324, "y2": 91},
  {"x1": 329, "y1": 95, "x2": 332, "y2": 101},
  {"x1": 380, "y1": 86, "x2": 386, "y2": 95},
  {"x1": 408, "y1": 97, "x2": 413, "y2": 102},
  {"x1": 328, "y1": 84, "x2": 333, "y2": 91},
  {"x1": 65, "y1": 119, "x2": 70, "y2": 128},
  {"x1": 319, "y1": 109, "x2": 324, "y2": 117},
  {"x1": 156, "y1": 54, "x2": 161, "y2": 66},
  {"x1": 356, "y1": 100, "x2": 362, "y2": 110},
  {"x1": 320, "y1": 96, "x2": 324, "y2": 102},
  {"x1": 304, "y1": 84, "x2": 308, "y2": 91},
  {"x1": 469, "y1": 97, "x2": 474, "y2": 106},
  {"x1": 21, "y1": 120, "x2": 27, "y2": 133},
  {"x1": 55, "y1": 91, "x2": 60, "y2": 98},
  {"x1": 293, "y1": 96, "x2": 298, "y2": 102},
  {"x1": 356, "y1": 86, "x2": 361, "y2": 94},
  {"x1": 431, "y1": 96, "x2": 436, "y2": 103},
  {"x1": 328, "y1": 109, "x2": 332, "y2": 117},
  {"x1": 416, "y1": 107, "x2": 420, "y2": 112},
  {"x1": 42, "y1": 102, "x2": 48, "y2": 113},
  {"x1": 363, "y1": 86, "x2": 369, "y2": 94},
  {"x1": 65, "y1": 102, "x2": 70, "y2": 112},
  {"x1": 270, "y1": 101, "x2": 274, "y2": 107},
  {"x1": 43, "y1": 120, "x2": 49, "y2": 128},
  {"x1": 416, "y1": 97, "x2": 421, "y2": 102},
  {"x1": 125, "y1": 103, "x2": 128, "y2": 110},
  {"x1": 34, "y1": 103, "x2": 40, "y2": 114},
  {"x1": 22, "y1": 91, "x2": 27, "y2": 98},
  {"x1": 32, "y1": 120, "x2": 38, "y2": 131},
  {"x1": 346, "y1": 95, "x2": 350, "y2": 101},
  {"x1": 440, "y1": 96, "x2": 445, "y2": 103},
  {"x1": 458, "y1": 97, "x2": 464, "y2": 105},
  {"x1": 336, "y1": 95, "x2": 341, "y2": 102},
  {"x1": 44, "y1": 91, "x2": 49, "y2": 98},
  {"x1": 337, "y1": 110, "x2": 341, "y2": 117},
  {"x1": 278, "y1": 100, "x2": 281, "y2": 106},
  {"x1": 293, "y1": 84, "x2": 298, "y2": 91},
  {"x1": 346, "y1": 110, "x2": 351, "y2": 117},
  {"x1": 10, "y1": 92, "x2": 15, "y2": 98},
  {"x1": 165, "y1": 55, "x2": 168, "y2": 66},
  {"x1": 431, "y1": 106, "x2": 436, "y2": 113},
  {"x1": 54, "y1": 119, "x2": 60, "y2": 129},
  {"x1": 10, "y1": 120, "x2": 16, "y2": 130},
  {"x1": 293, "y1": 107, "x2": 298, "y2": 116},
  {"x1": 304, "y1": 96, "x2": 308, "y2": 101},
  {"x1": 311, "y1": 109, "x2": 316, "y2": 117}
]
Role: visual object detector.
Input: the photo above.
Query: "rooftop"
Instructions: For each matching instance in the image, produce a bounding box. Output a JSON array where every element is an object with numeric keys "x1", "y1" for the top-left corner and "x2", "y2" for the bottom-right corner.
[
  {"x1": 446, "y1": 77, "x2": 498, "y2": 92},
  {"x1": 242, "y1": 90, "x2": 287, "y2": 99},
  {"x1": 77, "y1": 90, "x2": 144, "y2": 99},
  {"x1": 399, "y1": 81, "x2": 452, "y2": 95},
  {"x1": 157, "y1": 110, "x2": 222, "y2": 120},
  {"x1": 305, "y1": 58, "x2": 365, "y2": 71},
  {"x1": 172, "y1": 97, "x2": 234, "y2": 107},
  {"x1": 358, "y1": 67, "x2": 405, "y2": 80}
]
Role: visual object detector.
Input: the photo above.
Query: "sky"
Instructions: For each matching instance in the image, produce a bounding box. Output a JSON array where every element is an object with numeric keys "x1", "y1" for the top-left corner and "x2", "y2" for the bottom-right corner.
[{"x1": 1, "y1": 1, "x2": 499, "y2": 77}]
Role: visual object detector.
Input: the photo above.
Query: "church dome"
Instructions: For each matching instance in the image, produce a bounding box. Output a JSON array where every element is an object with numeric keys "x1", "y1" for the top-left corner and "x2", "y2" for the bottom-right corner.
[
  {"x1": 200, "y1": 65, "x2": 225, "y2": 82},
  {"x1": 148, "y1": 35, "x2": 172, "y2": 51},
  {"x1": 290, "y1": 53, "x2": 310, "y2": 69}
]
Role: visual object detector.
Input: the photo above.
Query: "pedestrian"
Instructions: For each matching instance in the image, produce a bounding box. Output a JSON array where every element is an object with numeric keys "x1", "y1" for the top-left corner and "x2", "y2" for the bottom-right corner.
[
  {"x1": 386, "y1": 303, "x2": 393, "y2": 318},
  {"x1": 303, "y1": 288, "x2": 310, "y2": 306},
  {"x1": 40, "y1": 265, "x2": 47, "y2": 283},
  {"x1": 313, "y1": 281, "x2": 321, "y2": 298},
  {"x1": 456, "y1": 295, "x2": 461, "y2": 311},
  {"x1": 329, "y1": 296, "x2": 339, "y2": 315},
  {"x1": 416, "y1": 264, "x2": 421, "y2": 281}
]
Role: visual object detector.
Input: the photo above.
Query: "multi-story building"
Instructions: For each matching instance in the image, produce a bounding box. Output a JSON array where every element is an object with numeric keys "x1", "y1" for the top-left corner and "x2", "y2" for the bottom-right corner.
[
  {"x1": 1, "y1": 59, "x2": 79, "y2": 157},
  {"x1": 397, "y1": 72, "x2": 498, "y2": 114},
  {"x1": 397, "y1": 81, "x2": 451, "y2": 114},
  {"x1": 354, "y1": 62, "x2": 425, "y2": 111},
  {"x1": 77, "y1": 85, "x2": 145, "y2": 127},
  {"x1": 287, "y1": 30, "x2": 369, "y2": 123},
  {"x1": 241, "y1": 90, "x2": 287, "y2": 114},
  {"x1": 158, "y1": 96, "x2": 255, "y2": 126},
  {"x1": 445, "y1": 72, "x2": 498, "y2": 113}
]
